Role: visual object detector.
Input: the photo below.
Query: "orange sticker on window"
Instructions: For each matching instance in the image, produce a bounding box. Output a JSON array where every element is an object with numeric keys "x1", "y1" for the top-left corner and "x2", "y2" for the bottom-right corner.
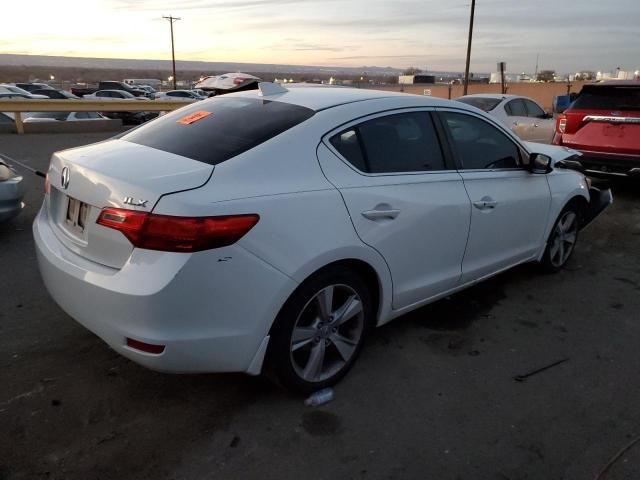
[{"x1": 176, "y1": 111, "x2": 212, "y2": 125}]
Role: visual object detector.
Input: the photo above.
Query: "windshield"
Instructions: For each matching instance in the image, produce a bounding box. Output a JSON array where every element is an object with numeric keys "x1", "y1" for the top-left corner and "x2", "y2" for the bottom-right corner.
[
  {"x1": 456, "y1": 97, "x2": 502, "y2": 112},
  {"x1": 121, "y1": 96, "x2": 314, "y2": 165},
  {"x1": 572, "y1": 85, "x2": 640, "y2": 111}
]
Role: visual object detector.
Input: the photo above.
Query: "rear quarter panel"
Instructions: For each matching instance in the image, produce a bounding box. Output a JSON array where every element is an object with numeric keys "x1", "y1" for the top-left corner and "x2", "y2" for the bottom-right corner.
[{"x1": 152, "y1": 118, "x2": 395, "y2": 326}]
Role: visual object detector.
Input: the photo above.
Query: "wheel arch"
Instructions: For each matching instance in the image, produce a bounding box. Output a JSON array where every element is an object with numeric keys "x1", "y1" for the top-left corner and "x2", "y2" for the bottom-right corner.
[
  {"x1": 536, "y1": 187, "x2": 590, "y2": 261},
  {"x1": 282, "y1": 251, "x2": 393, "y2": 330}
]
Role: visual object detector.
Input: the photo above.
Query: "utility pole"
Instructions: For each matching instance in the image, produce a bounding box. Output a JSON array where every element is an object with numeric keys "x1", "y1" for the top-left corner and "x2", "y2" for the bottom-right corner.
[
  {"x1": 463, "y1": 0, "x2": 476, "y2": 95},
  {"x1": 163, "y1": 15, "x2": 181, "y2": 90},
  {"x1": 534, "y1": 53, "x2": 539, "y2": 80}
]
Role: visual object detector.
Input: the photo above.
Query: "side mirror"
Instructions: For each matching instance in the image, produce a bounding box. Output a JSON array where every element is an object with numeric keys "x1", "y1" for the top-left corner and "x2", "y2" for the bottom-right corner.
[{"x1": 529, "y1": 153, "x2": 553, "y2": 174}]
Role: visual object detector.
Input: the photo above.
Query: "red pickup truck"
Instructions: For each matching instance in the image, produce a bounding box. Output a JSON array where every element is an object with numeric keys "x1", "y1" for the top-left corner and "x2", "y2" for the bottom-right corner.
[{"x1": 552, "y1": 80, "x2": 640, "y2": 177}]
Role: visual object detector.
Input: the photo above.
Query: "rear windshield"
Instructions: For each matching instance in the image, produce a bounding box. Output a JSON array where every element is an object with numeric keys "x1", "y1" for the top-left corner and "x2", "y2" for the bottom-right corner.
[
  {"x1": 121, "y1": 97, "x2": 315, "y2": 165},
  {"x1": 572, "y1": 86, "x2": 640, "y2": 111},
  {"x1": 456, "y1": 97, "x2": 501, "y2": 112}
]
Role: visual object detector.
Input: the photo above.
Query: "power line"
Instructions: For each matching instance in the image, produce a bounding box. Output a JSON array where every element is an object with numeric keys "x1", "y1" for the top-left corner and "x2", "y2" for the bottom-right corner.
[{"x1": 162, "y1": 15, "x2": 181, "y2": 90}]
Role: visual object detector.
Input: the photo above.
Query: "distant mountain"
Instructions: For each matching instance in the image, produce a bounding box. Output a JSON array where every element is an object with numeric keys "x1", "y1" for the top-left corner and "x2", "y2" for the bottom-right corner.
[{"x1": 0, "y1": 54, "x2": 404, "y2": 76}]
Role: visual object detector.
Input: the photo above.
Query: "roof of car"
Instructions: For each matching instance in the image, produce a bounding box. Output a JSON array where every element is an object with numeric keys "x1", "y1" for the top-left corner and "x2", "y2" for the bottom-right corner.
[
  {"x1": 231, "y1": 83, "x2": 459, "y2": 111},
  {"x1": 458, "y1": 93, "x2": 519, "y2": 100},
  {"x1": 585, "y1": 80, "x2": 640, "y2": 87}
]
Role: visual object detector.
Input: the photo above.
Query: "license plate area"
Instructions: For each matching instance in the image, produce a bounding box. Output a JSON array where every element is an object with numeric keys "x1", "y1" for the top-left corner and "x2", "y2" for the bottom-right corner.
[{"x1": 65, "y1": 196, "x2": 89, "y2": 233}]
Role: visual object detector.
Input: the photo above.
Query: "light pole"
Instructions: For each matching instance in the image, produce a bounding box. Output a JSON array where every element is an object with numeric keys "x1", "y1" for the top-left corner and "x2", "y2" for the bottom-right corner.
[
  {"x1": 463, "y1": 0, "x2": 476, "y2": 95},
  {"x1": 163, "y1": 15, "x2": 181, "y2": 90}
]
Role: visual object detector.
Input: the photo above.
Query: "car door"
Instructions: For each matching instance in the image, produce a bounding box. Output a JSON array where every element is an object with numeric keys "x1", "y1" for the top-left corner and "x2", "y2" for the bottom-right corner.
[
  {"x1": 504, "y1": 98, "x2": 535, "y2": 141},
  {"x1": 436, "y1": 109, "x2": 551, "y2": 283},
  {"x1": 523, "y1": 99, "x2": 555, "y2": 143},
  {"x1": 318, "y1": 110, "x2": 471, "y2": 309}
]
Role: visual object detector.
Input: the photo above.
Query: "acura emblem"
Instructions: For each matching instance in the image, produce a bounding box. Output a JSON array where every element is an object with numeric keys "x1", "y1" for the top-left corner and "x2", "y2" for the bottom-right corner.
[{"x1": 61, "y1": 167, "x2": 70, "y2": 190}]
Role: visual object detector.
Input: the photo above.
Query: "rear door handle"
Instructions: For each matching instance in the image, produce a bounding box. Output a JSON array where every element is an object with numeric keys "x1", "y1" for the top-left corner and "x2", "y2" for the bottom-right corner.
[{"x1": 361, "y1": 209, "x2": 400, "y2": 220}]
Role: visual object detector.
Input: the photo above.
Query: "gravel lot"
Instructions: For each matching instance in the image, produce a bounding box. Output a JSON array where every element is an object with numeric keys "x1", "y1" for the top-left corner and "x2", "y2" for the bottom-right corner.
[{"x1": 1, "y1": 132, "x2": 639, "y2": 480}]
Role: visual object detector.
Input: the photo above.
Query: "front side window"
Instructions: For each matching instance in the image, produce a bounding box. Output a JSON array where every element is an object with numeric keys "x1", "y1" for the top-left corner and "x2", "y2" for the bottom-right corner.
[
  {"x1": 523, "y1": 99, "x2": 546, "y2": 118},
  {"x1": 330, "y1": 112, "x2": 446, "y2": 173},
  {"x1": 441, "y1": 112, "x2": 521, "y2": 170},
  {"x1": 505, "y1": 99, "x2": 527, "y2": 116}
]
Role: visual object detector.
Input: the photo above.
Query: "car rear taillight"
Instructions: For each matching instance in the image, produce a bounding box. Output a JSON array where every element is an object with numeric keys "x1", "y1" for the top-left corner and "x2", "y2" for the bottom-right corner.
[
  {"x1": 557, "y1": 116, "x2": 567, "y2": 134},
  {"x1": 96, "y1": 208, "x2": 259, "y2": 252}
]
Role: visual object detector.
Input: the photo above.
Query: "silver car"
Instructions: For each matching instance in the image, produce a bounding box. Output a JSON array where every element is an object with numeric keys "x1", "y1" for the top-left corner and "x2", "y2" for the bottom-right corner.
[
  {"x1": 456, "y1": 94, "x2": 556, "y2": 144},
  {"x1": 0, "y1": 159, "x2": 24, "y2": 223}
]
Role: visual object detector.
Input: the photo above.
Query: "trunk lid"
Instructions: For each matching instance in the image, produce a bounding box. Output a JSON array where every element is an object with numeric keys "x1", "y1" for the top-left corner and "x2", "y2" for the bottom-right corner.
[
  {"x1": 562, "y1": 109, "x2": 640, "y2": 155},
  {"x1": 46, "y1": 139, "x2": 213, "y2": 268}
]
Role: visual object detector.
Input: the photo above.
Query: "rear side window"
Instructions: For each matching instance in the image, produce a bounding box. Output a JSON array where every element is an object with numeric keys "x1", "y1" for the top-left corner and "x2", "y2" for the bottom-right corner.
[
  {"x1": 572, "y1": 86, "x2": 640, "y2": 110},
  {"x1": 456, "y1": 97, "x2": 501, "y2": 112},
  {"x1": 330, "y1": 112, "x2": 446, "y2": 173},
  {"x1": 121, "y1": 97, "x2": 314, "y2": 165}
]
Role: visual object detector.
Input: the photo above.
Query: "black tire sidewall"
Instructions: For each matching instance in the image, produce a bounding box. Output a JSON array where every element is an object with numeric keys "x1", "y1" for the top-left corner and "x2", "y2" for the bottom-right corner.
[{"x1": 267, "y1": 266, "x2": 374, "y2": 394}]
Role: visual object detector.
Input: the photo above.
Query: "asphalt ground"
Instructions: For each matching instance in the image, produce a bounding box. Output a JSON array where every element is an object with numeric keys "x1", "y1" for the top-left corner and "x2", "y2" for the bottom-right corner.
[{"x1": 1, "y1": 132, "x2": 639, "y2": 480}]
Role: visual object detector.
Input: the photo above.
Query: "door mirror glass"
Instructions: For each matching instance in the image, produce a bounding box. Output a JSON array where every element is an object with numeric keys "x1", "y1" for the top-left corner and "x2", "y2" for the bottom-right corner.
[{"x1": 529, "y1": 153, "x2": 552, "y2": 174}]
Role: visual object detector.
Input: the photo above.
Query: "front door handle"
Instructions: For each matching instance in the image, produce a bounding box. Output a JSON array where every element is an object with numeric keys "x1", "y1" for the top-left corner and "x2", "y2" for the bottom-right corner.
[
  {"x1": 473, "y1": 198, "x2": 498, "y2": 210},
  {"x1": 361, "y1": 208, "x2": 400, "y2": 220}
]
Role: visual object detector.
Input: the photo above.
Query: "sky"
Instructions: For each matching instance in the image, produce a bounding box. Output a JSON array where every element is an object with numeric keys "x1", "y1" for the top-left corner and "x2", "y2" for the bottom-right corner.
[{"x1": 1, "y1": 0, "x2": 639, "y2": 74}]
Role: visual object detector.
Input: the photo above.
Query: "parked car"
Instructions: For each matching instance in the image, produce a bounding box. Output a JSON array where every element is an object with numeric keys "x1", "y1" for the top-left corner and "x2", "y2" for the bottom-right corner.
[
  {"x1": 23, "y1": 111, "x2": 107, "y2": 122},
  {"x1": 456, "y1": 94, "x2": 555, "y2": 143},
  {"x1": 82, "y1": 90, "x2": 155, "y2": 124},
  {"x1": 135, "y1": 85, "x2": 157, "y2": 96},
  {"x1": 34, "y1": 85, "x2": 611, "y2": 392},
  {"x1": 552, "y1": 80, "x2": 640, "y2": 177},
  {"x1": 195, "y1": 72, "x2": 261, "y2": 95},
  {"x1": 154, "y1": 90, "x2": 205, "y2": 102},
  {"x1": 72, "y1": 81, "x2": 149, "y2": 98},
  {"x1": 191, "y1": 89, "x2": 207, "y2": 98},
  {"x1": 83, "y1": 90, "x2": 150, "y2": 101},
  {"x1": 0, "y1": 92, "x2": 49, "y2": 100},
  {"x1": 31, "y1": 89, "x2": 80, "y2": 100},
  {"x1": 0, "y1": 84, "x2": 39, "y2": 96},
  {"x1": 15, "y1": 83, "x2": 54, "y2": 92},
  {"x1": 0, "y1": 158, "x2": 24, "y2": 223}
]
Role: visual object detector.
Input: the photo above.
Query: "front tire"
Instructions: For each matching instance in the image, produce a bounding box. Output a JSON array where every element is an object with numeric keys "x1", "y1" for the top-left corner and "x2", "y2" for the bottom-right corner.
[
  {"x1": 541, "y1": 205, "x2": 580, "y2": 272},
  {"x1": 267, "y1": 266, "x2": 374, "y2": 394}
]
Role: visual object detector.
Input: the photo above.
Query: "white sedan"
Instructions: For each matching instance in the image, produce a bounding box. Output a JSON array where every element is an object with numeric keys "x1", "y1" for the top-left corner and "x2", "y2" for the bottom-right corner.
[
  {"x1": 23, "y1": 111, "x2": 108, "y2": 122},
  {"x1": 154, "y1": 90, "x2": 205, "y2": 102},
  {"x1": 83, "y1": 90, "x2": 150, "y2": 101},
  {"x1": 457, "y1": 94, "x2": 556, "y2": 144},
  {"x1": 34, "y1": 84, "x2": 611, "y2": 392}
]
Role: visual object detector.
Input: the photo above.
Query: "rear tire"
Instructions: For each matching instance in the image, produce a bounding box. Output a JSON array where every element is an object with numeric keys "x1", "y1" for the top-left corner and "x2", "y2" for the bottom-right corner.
[
  {"x1": 541, "y1": 204, "x2": 581, "y2": 273},
  {"x1": 266, "y1": 266, "x2": 374, "y2": 394}
]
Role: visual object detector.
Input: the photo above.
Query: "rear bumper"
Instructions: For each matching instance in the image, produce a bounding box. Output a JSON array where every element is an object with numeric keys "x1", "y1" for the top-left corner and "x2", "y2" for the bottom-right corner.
[
  {"x1": 33, "y1": 206, "x2": 297, "y2": 374},
  {"x1": 582, "y1": 187, "x2": 613, "y2": 229},
  {"x1": 0, "y1": 176, "x2": 24, "y2": 223},
  {"x1": 575, "y1": 151, "x2": 640, "y2": 177}
]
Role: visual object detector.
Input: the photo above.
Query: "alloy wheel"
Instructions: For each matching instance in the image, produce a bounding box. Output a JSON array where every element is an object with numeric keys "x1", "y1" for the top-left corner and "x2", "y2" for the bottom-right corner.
[
  {"x1": 549, "y1": 211, "x2": 578, "y2": 268},
  {"x1": 289, "y1": 284, "x2": 365, "y2": 383}
]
